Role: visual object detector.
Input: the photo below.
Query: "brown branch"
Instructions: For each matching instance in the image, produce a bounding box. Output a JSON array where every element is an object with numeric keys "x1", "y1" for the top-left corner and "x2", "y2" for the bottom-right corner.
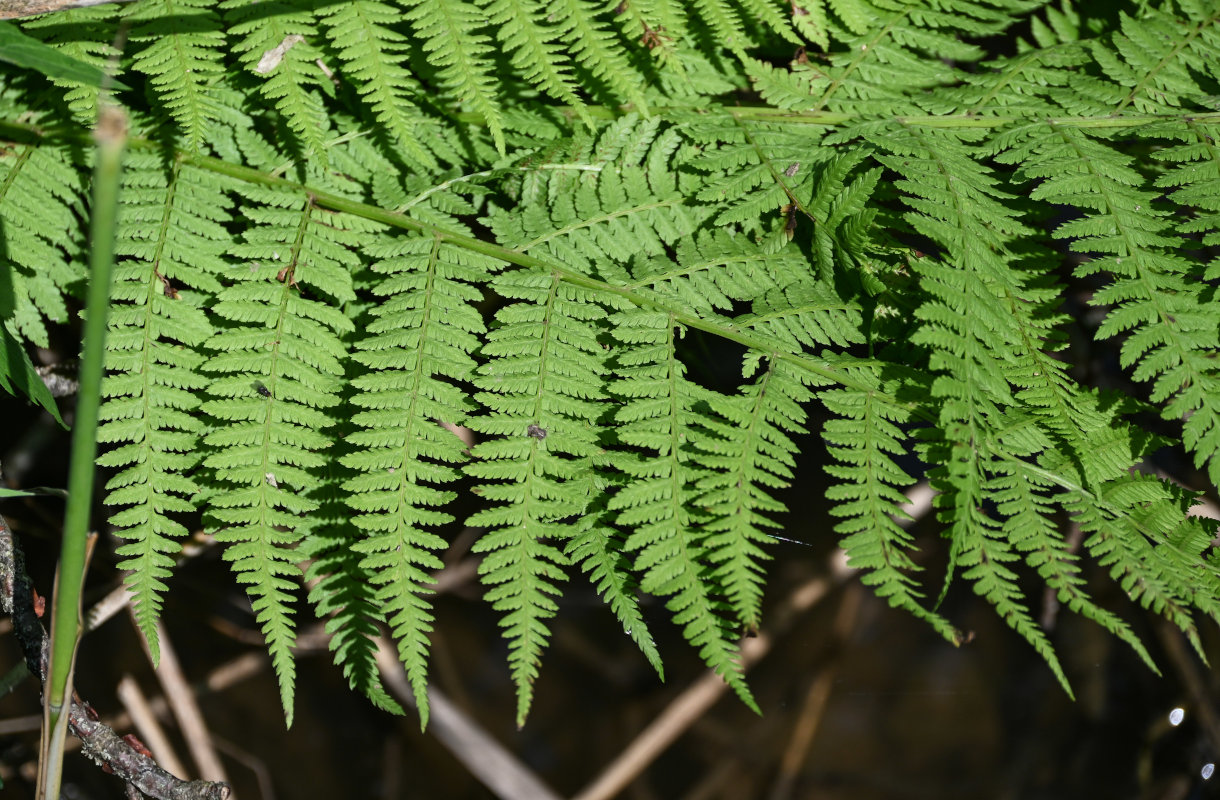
[
  {"x1": 0, "y1": 0, "x2": 137, "y2": 20},
  {"x1": 0, "y1": 515, "x2": 231, "y2": 800}
]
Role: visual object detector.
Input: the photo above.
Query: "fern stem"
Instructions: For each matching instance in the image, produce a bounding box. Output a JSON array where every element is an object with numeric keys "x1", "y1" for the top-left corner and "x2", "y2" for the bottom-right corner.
[
  {"x1": 176, "y1": 150, "x2": 888, "y2": 400},
  {"x1": 729, "y1": 109, "x2": 1220, "y2": 129}
]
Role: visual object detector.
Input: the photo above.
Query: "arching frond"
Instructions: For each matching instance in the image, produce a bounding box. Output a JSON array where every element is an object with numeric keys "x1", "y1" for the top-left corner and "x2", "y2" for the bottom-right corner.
[
  {"x1": 4, "y1": 0, "x2": 1220, "y2": 732},
  {"x1": 97, "y1": 155, "x2": 230, "y2": 661}
]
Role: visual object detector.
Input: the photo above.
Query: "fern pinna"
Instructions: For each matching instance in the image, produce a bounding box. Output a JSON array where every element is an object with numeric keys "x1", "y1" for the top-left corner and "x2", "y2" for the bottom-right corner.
[{"x1": 2, "y1": 0, "x2": 1220, "y2": 725}]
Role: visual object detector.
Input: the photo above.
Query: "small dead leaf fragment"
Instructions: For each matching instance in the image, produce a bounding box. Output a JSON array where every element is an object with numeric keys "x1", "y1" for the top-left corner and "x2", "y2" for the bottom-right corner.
[{"x1": 255, "y1": 35, "x2": 306, "y2": 75}]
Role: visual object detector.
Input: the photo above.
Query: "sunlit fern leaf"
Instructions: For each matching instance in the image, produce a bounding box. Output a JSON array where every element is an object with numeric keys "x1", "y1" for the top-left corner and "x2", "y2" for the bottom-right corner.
[
  {"x1": 996, "y1": 121, "x2": 1220, "y2": 513},
  {"x1": 607, "y1": 309, "x2": 757, "y2": 712},
  {"x1": 610, "y1": 0, "x2": 687, "y2": 71},
  {"x1": 317, "y1": 0, "x2": 434, "y2": 169},
  {"x1": 5, "y1": 0, "x2": 1220, "y2": 730},
  {"x1": 826, "y1": 0, "x2": 877, "y2": 36},
  {"x1": 19, "y1": 5, "x2": 121, "y2": 124},
  {"x1": 300, "y1": 460, "x2": 404, "y2": 717},
  {"x1": 341, "y1": 234, "x2": 497, "y2": 725},
  {"x1": 741, "y1": 57, "x2": 820, "y2": 112},
  {"x1": 1148, "y1": 119, "x2": 1220, "y2": 489},
  {"x1": 686, "y1": 118, "x2": 837, "y2": 230},
  {"x1": 546, "y1": 0, "x2": 650, "y2": 113},
  {"x1": 403, "y1": 0, "x2": 505, "y2": 153},
  {"x1": 483, "y1": 0, "x2": 589, "y2": 124},
  {"x1": 0, "y1": 140, "x2": 85, "y2": 348},
  {"x1": 222, "y1": 0, "x2": 331, "y2": 165},
  {"x1": 822, "y1": 383, "x2": 957, "y2": 641},
  {"x1": 1079, "y1": 6, "x2": 1220, "y2": 117},
  {"x1": 868, "y1": 122, "x2": 1117, "y2": 677},
  {"x1": 938, "y1": 40, "x2": 1088, "y2": 116},
  {"x1": 741, "y1": 282, "x2": 865, "y2": 353},
  {"x1": 689, "y1": 0, "x2": 751, "y2": 52},
  {"x1": 565, "y1": 503, "x2": 665, "y2": 677},
  {"x1": 199, "y1": 184, "x2": 361, "y2": 726},
  {"x1": 1034, "y1": 415, "x2": 1220, "y2": 646},
  {"x1": 987, "y1": 458, "x2": 1157, "y2": 672},
  {"x1": 789, "y1": 0, "x2": 829, "y2": 48},
  {"x1": 496, "y1": 126, "x2": 697, "y2": 278},
  {"x1": 465, "y1": 271, "x2": 620, "y2": 725},
  {"x1": 98, "y1": 155, "x2": 232, "y2": 663},
  {"x1": 791, "y1": 0, "x2": 1015, "y2": 117},
  {"x1": 623, "y1": 231, "x2": 791, "y2": 317},
  {"x1": 694, "y1": 359, "x2": 812, "y2": 629},
  {"x1": 124, "y1": 0, "x2": 227, "y2": 152}
]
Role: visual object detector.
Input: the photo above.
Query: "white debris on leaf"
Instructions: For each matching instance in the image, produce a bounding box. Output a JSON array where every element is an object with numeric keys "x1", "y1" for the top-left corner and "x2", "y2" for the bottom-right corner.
[
  {"x1": 256, "y1": 35, "x2": 306, "y2": 75},
  {"x1": 265, "y1": 472, "x2": 278, "y2": 488}
]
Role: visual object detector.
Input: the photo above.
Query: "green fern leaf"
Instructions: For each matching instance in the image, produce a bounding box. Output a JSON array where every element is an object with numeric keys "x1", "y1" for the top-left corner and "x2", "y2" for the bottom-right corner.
[
  {"x1": 0, "y1": 140, "x2": 85, "y2": 348},
  {"x1": 822, "y1": 383, "x2": 957, "y2": 640},
  {"x1": 465, "y1": 271, "x2": 618, "y2": 725},
  {"x1": 301, "y1": 460, "x2": 405, "y2": 717},
  {"x1": 18, "y1": 6, "x2": 122, "y2": 123},
  {"x1": 124, "y1": 0, "x2": 227, "y2": 151},
  {"x1": 483, "y1": 0, "x2": 589, "y2": 122},
  {"x1": 607, "y1": 309, "x2": 757, "y2": 711},
  {"x1": 199, "y1": 184, "x2": 362, "y2": 725},
  {"x1": 997, "y1": 122, "x2": 1220, "y2": 499},
  {"x1": 98, "y1": 155, "x2": 231, "y2": 662},
  {"x1": 694, "y1": 359, "x2": 812, "y2": 629},
  {"x1": 404, "y1": 0, "x2": 506, "y2": 153},
  {"x1": 565, "y1": 504, "x2": 665, "y2": 677},
  {"x1": 222, "y1": 0, "x2": 332, "y2": 164},
  {"x1": 317, "y1": 0, "x2": 434, "y2": 169},
  {"x1": 546, "y1": 0, "x2": 650, "y2": 112},
  {"x1": 341, "y1": 234, "x2": 497, "y2": 724}
]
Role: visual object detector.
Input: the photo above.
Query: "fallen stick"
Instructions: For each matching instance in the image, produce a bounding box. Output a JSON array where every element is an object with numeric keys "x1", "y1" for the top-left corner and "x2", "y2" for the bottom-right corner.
[{"x1": 0, "y1": 515, "x2": 230, "y2": 800}]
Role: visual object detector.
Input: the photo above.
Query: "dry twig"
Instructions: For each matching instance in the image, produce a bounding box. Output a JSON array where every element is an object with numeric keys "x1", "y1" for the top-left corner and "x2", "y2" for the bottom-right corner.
[
  {"x1": 0, "y1": 0, "x2": 138, "y2": 19},
  {"x1": 0, "y1": 515, "x2": 230, "y2": 800}
]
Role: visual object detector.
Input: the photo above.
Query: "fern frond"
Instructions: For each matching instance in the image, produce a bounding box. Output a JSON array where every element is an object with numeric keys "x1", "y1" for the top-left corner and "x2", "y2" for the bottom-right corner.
[
  {"x1": 341, "y1": 234, "x2": 497, "y2": 724},
  {"x1": 1149, "y1": 119, "x2": 1220, "y2": 487},
  {"x1": 686, "y1": 116, "x2": 833, "y2": 229},
  {"x1": 403, "y1": 0, "x2": 505, "y2": 153},
  {"x1": 18, "y1": 6, "x2": 120, "y2": 123},
  {"x1": 317, "y1": 0, "x2": 434, "y2": 169},
  {"x1": 0, "y1": 140, "x2": 84, "y2": 348},
  {"x1": 939, "y1": 40, "x2": 1088, "y2": 116},
  {"x1": 1081, "y1": 6, "x2": 1220, "y2": 116},
  {"x1": 300, "y1": 464, "x2": 405, "y2": 716},
  {"x1": 623, "y1": 231, "x2": 797, "y2": 319},
  {"x1": 124, "y1": 0, "x2": 227, "y2": 151},
  {"x1": 199, "y1": 184, "x2": 362, "y2": 725},
  {"x1": 98, "y1": 154, "x2": 230, "y2": 661},
  {"x1": 694, "y1": 359, "x2": 811, "y2": 629},
  {"x1": 740, "y1": 281, "x2": 865, "y2": 354},
  {"x1": 607, "y1": 309, "x2": 757, "y2": 711},
  {"x1": 822, "y1": 383, "x2": 957, "y2": 640},
  {"x1": 795, "y1": 2, "x2": 994, "y2": 116},
  {"x1": 1058, "y1": 457, "x2": 1220, "y2": 654},
  {"x1": 996, "y1": 121, "x2": 1220, "y2": 497},
  {"x1": 495, "y1": 120, "x2": 697, "y2": 276},
  {"x1": 222, "y1": 0, "x2": 331, "y2": 165},
  {"x1": 465, "y1": 271, "x2": 618, "y2": 725},
  {"x1": 546, "y1": 0, "x2": 650, "y2": 112},
  {"x1": 565, "y1": 505, "x2": 665, "y2": 677},
  {"x1": 988, "y1": 457, "x2": 1156, "y2": 671},
  {"x1": 483, "y1": 0, "x2": 588, "y2": 122}
]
